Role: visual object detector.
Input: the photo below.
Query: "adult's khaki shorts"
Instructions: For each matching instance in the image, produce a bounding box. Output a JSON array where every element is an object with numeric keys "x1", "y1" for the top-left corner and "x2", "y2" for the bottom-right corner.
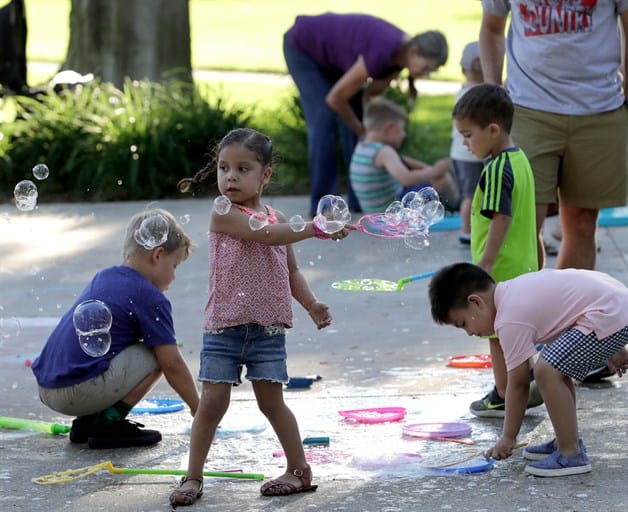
[
  {"x1": 38, "y1": 344, "x2": 159, "y2": 417},
  {"x1": 512, "y1": 105, "x2": 627, "y2": 209}
]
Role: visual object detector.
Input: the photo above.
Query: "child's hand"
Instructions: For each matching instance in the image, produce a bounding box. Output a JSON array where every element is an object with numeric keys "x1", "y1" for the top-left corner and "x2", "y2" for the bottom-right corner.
[
  {"x1": 608, "y1": 347, "x2": 628, "y2": 377},
  {"x1": 314, "y1": 225, "x2": 352, "y2": 241},
  {"x1": 484, "y1": 436, "x2": 517, "y2": 461},
  {"x1": 307, "y1": 301, "x2": 332, "y2": 329}
]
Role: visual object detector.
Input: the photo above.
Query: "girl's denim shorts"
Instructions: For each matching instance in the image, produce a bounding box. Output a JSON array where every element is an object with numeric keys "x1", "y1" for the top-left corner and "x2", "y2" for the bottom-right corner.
[{"x1": 199, "y1": 323, "x2": 288, "y2": 385}]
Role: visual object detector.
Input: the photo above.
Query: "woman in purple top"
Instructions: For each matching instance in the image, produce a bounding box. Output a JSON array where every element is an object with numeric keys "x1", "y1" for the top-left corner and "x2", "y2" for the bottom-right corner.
[{"x1": 283, "y1": 12, "x2": 448, "y2": 217}]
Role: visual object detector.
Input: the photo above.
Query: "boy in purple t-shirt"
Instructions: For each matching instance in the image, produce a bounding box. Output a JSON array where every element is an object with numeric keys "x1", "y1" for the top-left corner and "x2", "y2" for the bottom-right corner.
[{"x1": 32, "y1": 209, "x2": 199, "y2": 449}]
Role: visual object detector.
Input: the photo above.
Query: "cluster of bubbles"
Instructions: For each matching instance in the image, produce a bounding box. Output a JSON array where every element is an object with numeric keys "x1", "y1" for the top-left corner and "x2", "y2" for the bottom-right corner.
[
  {"x1": 13, "y1": 164, "x2": 51, "y2": 212},
  {"x1": 72, "y1": 299, "x2": 112, "y2": 357},
  {"x1": 313, "y1": 195, "x2": 352, "y2": 234},
  {"x1": 384, "y1": 187, "x2": 445, "y2": 250},
  {"x1": 214, "y1": 195, "x2": 268, "y2": 231},
  {"x1": 134, "y1": 214, "x2": 169, "y2": 250},
  {"x1": 210, "y1": 188, "x2": 443, "y2": 249},
  {"x1": 213, "y1": 194, "x2": 307, "y2": 233}
]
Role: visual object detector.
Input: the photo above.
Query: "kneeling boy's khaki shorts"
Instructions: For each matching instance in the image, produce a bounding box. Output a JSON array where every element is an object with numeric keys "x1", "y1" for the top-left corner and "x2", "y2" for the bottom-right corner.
[{"x1": 38, "y1": 344, "x2": 158, "y2": 416}]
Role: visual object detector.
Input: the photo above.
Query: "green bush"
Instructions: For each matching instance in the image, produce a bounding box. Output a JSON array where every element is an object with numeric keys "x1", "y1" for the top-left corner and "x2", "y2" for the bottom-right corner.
[
  {"x1": 0, "y1": 79, "x2": 250, "y2": 202},
  {"x1": 0, "y1": 79, "x2": 455, "y2": 204},
  {"x1": 406, "y1": 94, "x2": 455, "y2": 163},
  {"x1": 253, "y1": 93, "x2": 309, "y2": 195}
]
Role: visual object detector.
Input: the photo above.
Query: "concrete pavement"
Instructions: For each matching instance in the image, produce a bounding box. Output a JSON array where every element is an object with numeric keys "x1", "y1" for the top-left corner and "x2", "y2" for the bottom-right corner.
[{"x1": 1, "y1": 196, "x2": 628, "y2": 511}]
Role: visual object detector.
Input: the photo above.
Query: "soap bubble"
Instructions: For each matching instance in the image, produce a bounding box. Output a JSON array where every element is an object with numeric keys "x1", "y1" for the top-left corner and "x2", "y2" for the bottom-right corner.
[
  {"x1": 400, "y1": 190, "x2": 420, "y2": 209},
  {"x1": 289, "y1": 214, "x2": 306, "y2": 232},
  {"x1": 0, "y1": 316, "x2": 21, "y2": 339},
  {"x1": 32, "y1": 163, "x2": 50, "y2": 180},
  {"x1": 425, "y1": 201, "x2": 445, "y2": 226},
  {"x1": 213, "y1": 195, "x2": 231, "y2": 215},
  {"x1": 73, "y1": 299, "x2": 112, "y2": 357},
  {"x1": 384, "y1": 201, "x2": 403, "y2": 226},
  {"x1": 314, "y1": 195, "x2": 350, "y2": 234},
  {"x1": 248, "y1": 211, "x2": 269, "y2": 231},
  {"x1": 179, "y1": 214, "x2": 191, "y2": 225},
  {"x1": 134, "y1": 214, "x2": 169, "y2": 250},
  {"x1": 414, "y1": 186, "x2": 440, "y2": 207},
  {"x1": 14, "y1": 180, "x2": 38, "y2": 211},
  {"x1": 404, "y1": 234, "x2": 430, "y2": 251}
]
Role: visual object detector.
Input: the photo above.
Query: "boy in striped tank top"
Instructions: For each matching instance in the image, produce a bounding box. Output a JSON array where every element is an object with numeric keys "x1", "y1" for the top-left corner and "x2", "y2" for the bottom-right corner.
[{"x1": 349, "y1": 97, "x2": 458, "y2": 213}]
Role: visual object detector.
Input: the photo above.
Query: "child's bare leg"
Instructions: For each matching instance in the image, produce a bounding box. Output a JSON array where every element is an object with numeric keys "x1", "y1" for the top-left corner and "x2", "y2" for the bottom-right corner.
[
  {"x1": 490, "y1": 337, "x2": 508, "y2": 398},
  {"x1": 608, "y1": 347, "x2": 628, "y2": 377},
  {"x1": 534, "y1": 358, "x2": 580, "y2": 455},
  {"x1": 460, "y1": 198, "x2": 472, "y2": 235},
  {"x1": 254, "y1": 380, "x2": 308, "y2": 486},
  {"x1": 179, "y1": 382, "x2": 231, "y2": 493}
]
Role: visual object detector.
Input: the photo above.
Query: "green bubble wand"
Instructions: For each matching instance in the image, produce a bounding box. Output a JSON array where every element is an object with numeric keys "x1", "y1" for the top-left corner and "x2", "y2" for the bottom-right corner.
[{"x1": 0, "y1": 416, "x2": 71, "y2": 435}]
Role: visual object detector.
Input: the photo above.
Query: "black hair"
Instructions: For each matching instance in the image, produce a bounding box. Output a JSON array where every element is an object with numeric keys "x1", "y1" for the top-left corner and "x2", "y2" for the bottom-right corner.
[
  {"x1": 428, "y1": 262, "x2": 495, "y2": 324},
  {"x1": 451, "y1": 83, "x2": 514, "y2": 133},
  {"x1": 178, "y1": 128, "x2": 274, "y2": 193}
]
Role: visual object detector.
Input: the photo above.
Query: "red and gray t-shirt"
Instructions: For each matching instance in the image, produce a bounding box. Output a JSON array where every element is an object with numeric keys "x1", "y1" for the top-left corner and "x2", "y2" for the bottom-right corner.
[{"x1": 482, "y1": 0, "x2": 627, "y2": 114}]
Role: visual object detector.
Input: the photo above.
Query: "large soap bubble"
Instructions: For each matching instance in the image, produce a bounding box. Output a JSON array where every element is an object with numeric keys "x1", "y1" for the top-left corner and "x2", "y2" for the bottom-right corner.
[
  {"x1": 134, "y1": 214, "x2": 169, "y2": 250},
  {"x1": 73, "y1": 299, "x2": 113, "y2": 357},
  {"x1": 313, "y1": 195, "x2": 351, "y2": 234},
  {"x1": 213, "y1": 195, "x2": 232, "y2": 215},
  {"x1": 14, "y1": 180, "x2": 38, "y2": 212}
]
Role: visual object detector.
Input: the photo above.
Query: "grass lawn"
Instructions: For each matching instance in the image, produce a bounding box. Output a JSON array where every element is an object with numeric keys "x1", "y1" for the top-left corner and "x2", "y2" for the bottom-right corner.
[
  {"x1": 25, "y1": 0, "x2": 482, "y2": 83},
  {"x1": 12, "y1": 0, "x2": 464, "y2": 191}
]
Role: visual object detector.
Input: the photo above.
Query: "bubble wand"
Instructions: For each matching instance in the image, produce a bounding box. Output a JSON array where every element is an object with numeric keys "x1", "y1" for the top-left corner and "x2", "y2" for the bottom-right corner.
[
  {"x1": 33, "y1": 461, "x2": 264, "y2": 485},
  {"x1": 0, "y1": 416, "x2": 71, "y2": 435}
]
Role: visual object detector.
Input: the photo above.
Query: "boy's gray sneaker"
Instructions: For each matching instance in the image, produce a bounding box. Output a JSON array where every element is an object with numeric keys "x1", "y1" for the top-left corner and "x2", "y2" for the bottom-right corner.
[{"x1": 469, "y1": 386, "x2": 505, "y2": 418}]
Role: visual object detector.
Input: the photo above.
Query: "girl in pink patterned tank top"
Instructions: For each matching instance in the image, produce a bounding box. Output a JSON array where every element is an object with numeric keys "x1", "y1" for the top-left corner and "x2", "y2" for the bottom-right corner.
[{"x1": 169, "y1": 128, "x2": 352, "y2": 507}]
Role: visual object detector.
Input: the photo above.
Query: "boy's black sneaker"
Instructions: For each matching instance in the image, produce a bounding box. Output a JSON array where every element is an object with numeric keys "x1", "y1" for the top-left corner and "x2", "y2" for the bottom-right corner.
[
  {"x1": 69, "y1": 415, "x2": 97, "y2": 444},
  {"x1": 469, "y1": 386, "x2": 505, "y2": 418},
  {"x1": 87, "y1": 419, "x2": 162, "y2": 449},
  {"x1": 470, "y1": 380, "x2": 544, "y2": 418},
  {"x1": 582, "y1": 364, "x2": 615, "y2": 383}
]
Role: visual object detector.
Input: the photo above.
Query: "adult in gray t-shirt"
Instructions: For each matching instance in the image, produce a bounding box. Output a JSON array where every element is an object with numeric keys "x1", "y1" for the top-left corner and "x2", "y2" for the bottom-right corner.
[{"x1": 480, "y1": 0, "x2": 627, "y2": 271}]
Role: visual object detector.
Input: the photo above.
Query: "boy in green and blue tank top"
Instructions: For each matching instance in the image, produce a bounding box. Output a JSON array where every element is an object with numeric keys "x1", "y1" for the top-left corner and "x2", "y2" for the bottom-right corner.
[{"x1": 452, "y1": 83, "x2": 540, "y2": 417}]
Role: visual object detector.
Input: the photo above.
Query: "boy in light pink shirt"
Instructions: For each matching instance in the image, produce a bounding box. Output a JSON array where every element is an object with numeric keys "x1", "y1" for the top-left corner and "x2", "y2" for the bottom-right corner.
[{"x1": 429, "y1": 262, "x2": 628, "y2": 477}]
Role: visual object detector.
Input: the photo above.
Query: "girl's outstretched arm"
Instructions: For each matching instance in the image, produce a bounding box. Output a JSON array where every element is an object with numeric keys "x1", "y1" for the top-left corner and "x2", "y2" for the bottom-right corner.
[
  {"x1": 286, "y1": 243, "x2": 332, "y2": 329},
  {"x1": 210, "y1": 206, "x2": 350, "y2": 246}
]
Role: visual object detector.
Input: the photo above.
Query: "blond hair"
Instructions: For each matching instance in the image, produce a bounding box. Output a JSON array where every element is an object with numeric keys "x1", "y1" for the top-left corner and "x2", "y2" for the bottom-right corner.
[
  {"x1": 123, "y1": 208, "x2": 195, "y2": 259},
  {"x1": 363, "y1": 97, "x2": 408, "y2": 132}
]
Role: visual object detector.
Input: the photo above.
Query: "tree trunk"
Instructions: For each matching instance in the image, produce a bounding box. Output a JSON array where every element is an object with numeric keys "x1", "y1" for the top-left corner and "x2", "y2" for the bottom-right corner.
[{"x1": 63, "y1": 0, "x2": 191, "y2": 89}]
